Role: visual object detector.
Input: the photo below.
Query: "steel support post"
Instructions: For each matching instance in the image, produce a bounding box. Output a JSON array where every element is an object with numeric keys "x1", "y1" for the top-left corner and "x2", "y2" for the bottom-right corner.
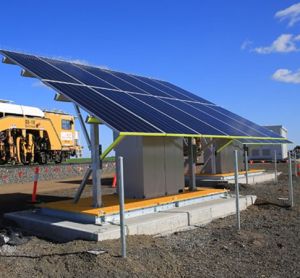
[
  {"x1": 245, "y1": 150, "x2": 249, "y2": 185},
  {"x1": 74, "y1": 104, "x2": 91, "y2": 149},
  {"x1": 188, "y1": 137, "x2": 196, "y2": 191},
  {"x1": 118, "y1": 156, "x2": 126, "y2": 258},
  {"x1": 234, "y1": 150, "x2": 241, "y2": 231},
  {"x1": 288, "y1": 152, "x2": 294, "y2": 208},
  {"x1": 274, "y1": 150, "x2": 278, "y2": 184},
  {"x1": 294, "y1": 152, "x2": 297, "y2": 177},
  {"x1": 73, "y1": 167, "x2": 92, "y2": 203},
  {"x1": 211, "y1": 144, "x2": 216, "y2": 174},
  {"x1": 90, "y1": 123, "x2": 102, "y2": 208}
]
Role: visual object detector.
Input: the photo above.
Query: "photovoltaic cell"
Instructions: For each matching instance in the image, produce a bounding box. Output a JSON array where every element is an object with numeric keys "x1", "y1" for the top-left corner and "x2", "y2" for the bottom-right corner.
[
  {"x1": 1, "y1": 50, "x2": 79, "y2": 84},
  {"x1": 206, "y1": 105, "x2": 282, "y2": 138},
  {"x1": 43, "y1": 58, "x2": 117, "y2": 89},
  {"x1": 131, "y1": 94, "x2": 226, "y2": 135},
  {"x1": 77, "y1": 65, "x2": 148, "y2": 94},
  {"x1": 94, "y1": 89, "x2": 197, "y2": 134},
  {"x1": 163, "y1": 99, "x2": 254, "y2": 137},
  {"x1": 129, "y1": 75, "x2": 194, "y2": 100},
  {"x1": 154, "y1": 79, "x2": 215, "y2": 105},
  {"x1": 102, "y1": 70, "x2": 173, "y2": 98},
  {"x1": 187, "y1": 102, "x2": 271, "y2": 137},
  {"x1": 45, "y1": 82, "x2": 162, "y2": 133}
]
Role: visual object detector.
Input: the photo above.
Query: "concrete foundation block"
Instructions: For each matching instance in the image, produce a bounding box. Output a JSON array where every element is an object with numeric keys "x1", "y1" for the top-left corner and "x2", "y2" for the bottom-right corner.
[{"x1": 5, "y1": 195, "x2": 257, "y2": 242}]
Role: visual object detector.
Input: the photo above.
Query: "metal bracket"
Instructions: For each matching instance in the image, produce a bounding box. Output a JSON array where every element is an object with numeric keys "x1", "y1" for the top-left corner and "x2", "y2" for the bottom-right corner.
[
  {"x1": 216, "y1": 139, "x2": 233, "y2": 153},
  {"x1": 86, "y1": 116, "x2": 101, "y2": 124},
  {"x1": 101, "y1": 135, "x2": 125, "y2": 160},
  {"x1": 73, "y1": 167, "x2": 92, "y2": 203},
  {"x1": 21, "y1": 69, "x2": 35, "y2": 78},
  {"x1": 2, "y1": 56, "x2": 15, "y2": 65}
]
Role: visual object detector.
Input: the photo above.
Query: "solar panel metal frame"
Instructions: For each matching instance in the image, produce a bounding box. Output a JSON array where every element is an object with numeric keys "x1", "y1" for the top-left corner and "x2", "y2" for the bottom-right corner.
[
  {"x1": 0, "y1": 49, "x2": 291, "y2": 143},
  {"x1": 236, "y1": 138, "x2": 292, "y2": 145}
]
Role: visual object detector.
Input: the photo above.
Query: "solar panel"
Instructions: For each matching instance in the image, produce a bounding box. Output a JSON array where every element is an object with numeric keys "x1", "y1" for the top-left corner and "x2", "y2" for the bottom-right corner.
[
  {"x1": 151, "y1": 79, "x2": 215, "y2": 105},
  {"x1": 208, "y1": 105, "x2": 282, "y2": 138},
  {"x1": 1, "y1": 51, "x2": 79, "y2": 84},
  {"x1": 42, "y1": 58, "x2": 116, "y2": 89},
  {"x1": 0, "y1": 49, "x2": 290, "y2": 142},
  {"x1": 163, "y1": 98, "x2": 260, "y2": 137},
  {"x1": 46, "y1": 82, "x2": 162, "y2": 133}
]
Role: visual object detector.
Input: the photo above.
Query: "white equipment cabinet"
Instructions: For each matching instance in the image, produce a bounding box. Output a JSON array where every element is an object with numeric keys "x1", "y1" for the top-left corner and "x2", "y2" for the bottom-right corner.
[{"x1": 115, "y1": 136, "x2": 185, "y2": 199}]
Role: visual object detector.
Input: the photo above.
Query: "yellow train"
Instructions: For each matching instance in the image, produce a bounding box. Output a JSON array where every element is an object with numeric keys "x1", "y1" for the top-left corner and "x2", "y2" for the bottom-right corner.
[{"x1": 0, "y1": 100, "x2": 81, "y2": 165}]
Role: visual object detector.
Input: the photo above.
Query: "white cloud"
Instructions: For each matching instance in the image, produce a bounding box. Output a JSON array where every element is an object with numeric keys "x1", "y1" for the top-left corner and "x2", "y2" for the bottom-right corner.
[
  {"x1": 68, "y1": 59, "x2": 91, "y2": 65},
  {"x1": 272, "y1": 68, "x2": 300, "y2": 84},
  {"x1": 254, "y1": 34, "x2": 300, "y2": 54},
  {"x1": 51, "y1": 56, "x2": 109, "y2": 69},
  {"x1": 65, "y1": 59, "x2": 109, "y2": 69},
  {"x1": 275, "y1": 2, "x2": 300, "y2": 27},
  {"x1": 96, "y1": 65, "x2": 110, "y2": 70},
  {"x1": 241, "y1": 39, "x2": 253, "y2": 50}
]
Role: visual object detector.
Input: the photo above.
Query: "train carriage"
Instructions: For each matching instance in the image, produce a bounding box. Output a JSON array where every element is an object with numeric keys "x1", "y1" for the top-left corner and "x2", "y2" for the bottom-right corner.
[{"x1": 0, "y1": 100, "x2": 81, "y2": 165}]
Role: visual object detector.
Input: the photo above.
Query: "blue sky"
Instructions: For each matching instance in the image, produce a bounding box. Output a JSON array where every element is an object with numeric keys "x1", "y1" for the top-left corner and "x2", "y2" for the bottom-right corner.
[{"x1": 0, "y1": 0, "x2": 299, "y2": 156}]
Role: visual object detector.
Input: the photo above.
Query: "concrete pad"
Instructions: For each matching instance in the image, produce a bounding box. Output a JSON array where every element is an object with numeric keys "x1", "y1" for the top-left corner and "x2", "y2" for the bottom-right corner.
[
  {"x1": 228, "y1": 172, "x2": 281, "y2": 185},
  {"x1": 5, "y1": 195, "x2": 256, "y2": 242},
  {"x1": 38, "y1": 188, "x2": 227, "y2": 224},
  {"x1": 198, "y1": 171, "x2": 280, "y2": 185}
]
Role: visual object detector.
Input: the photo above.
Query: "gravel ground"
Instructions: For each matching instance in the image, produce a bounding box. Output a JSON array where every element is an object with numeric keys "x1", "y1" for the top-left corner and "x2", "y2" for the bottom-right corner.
[{"x1": 0, "y1": 163, "x2": 299, "y2": 278}]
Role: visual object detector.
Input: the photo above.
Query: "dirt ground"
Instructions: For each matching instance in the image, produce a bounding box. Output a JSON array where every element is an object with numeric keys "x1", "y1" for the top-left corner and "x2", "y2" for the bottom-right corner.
[{"x1": 0, "y1": 163, "x2": 299, "y2": 278}]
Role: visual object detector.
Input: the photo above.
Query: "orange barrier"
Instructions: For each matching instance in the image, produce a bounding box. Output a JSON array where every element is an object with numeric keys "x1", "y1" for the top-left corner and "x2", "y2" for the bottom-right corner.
[
  {"x1": 32, "y1": 167, "x2": 40, "y2": 203},
  {"x1": 112, "y1": 174, "x2": 117, "y2": 188}
]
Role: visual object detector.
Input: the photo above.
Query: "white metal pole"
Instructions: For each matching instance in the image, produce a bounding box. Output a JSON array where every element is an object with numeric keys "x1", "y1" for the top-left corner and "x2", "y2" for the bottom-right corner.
[
  {"x1": 211, "y1": 144, "x2": 216, "y2": 174},
  {"x1": 234, "y1": 150, "x2": 241, "y2": 230},
  {"x1": 118, "y1": 156, "x2": 126, "y2": 258},
  {"x1": 274, "y1": 150, "x2": 278, "y2": 184},
  {"x1": 288, "y1": 152, "x2": 294, "y2": 208},
  {"x1": 91, "y1": 123, "x2": 101, "y2": 208},
  {"x1": 294, "y1": 152, "x2": 297, "y2": 177},
  {"x1": 245, "y1": 150, "x2": 249, "y2": 185},
  {"x1": 188, "y1": 138, "x2": 196, "y2": 191},
  {"x1": 74, "y1": 104, "x2": 91, "y2": 150}
]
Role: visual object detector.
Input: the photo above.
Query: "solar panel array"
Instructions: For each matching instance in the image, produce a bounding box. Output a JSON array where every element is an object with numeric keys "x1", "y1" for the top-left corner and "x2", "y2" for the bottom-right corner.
[{"x1": 0, "y1": 50, "x2": 289, "y2": 141}]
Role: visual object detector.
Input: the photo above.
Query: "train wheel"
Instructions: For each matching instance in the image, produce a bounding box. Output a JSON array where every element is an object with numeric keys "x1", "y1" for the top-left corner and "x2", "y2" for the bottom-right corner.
[
  {"x1": 17, "y1": 137, "x2": 30, "y2": 165},
  {"x1": 21, "y1": 156, "x2": 30, "y2": 166},
  {"x1": 54, "y1": 152, "x2": 63, "y2": 164},
  {"x1": 38, "y1": 152, "x2": 47, "y2": 165}
]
